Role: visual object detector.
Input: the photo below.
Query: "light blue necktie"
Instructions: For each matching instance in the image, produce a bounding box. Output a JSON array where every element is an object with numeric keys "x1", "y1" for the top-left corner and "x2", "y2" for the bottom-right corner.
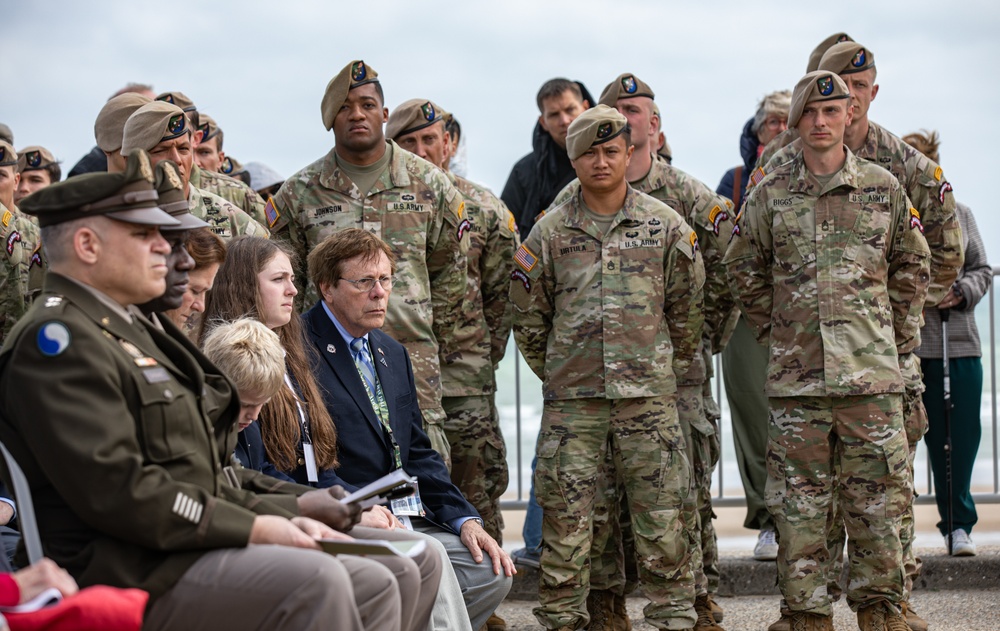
[{"x1": 350, "y1": 337, "x2": 377, "y2": 392}]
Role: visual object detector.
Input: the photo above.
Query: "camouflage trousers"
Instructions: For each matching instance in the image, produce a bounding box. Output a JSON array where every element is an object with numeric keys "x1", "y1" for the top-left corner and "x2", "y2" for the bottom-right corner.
[
  {"x1": 533, "y1": 396, "x2": 695, "y2": 630},
  {"x1": 825, "y1": 355, "x2": 926, "y2": 601},
  {"x1": 423, "y1": 405, "x2": 452, "y2": 471},
  {"x1": 442, "y1": 394, "x2": 508, "y2": 543},
  {"x1": 590, "y1": 383, "x2": 720, "y2": 600},
  {"x1": 766, "y1": 394, "x2": 910, "y2": 616}
]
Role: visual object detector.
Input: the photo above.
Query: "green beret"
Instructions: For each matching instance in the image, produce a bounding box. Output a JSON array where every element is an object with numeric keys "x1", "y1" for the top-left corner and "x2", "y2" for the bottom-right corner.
[
  {"x1": 386, "y1": 98, "x2": 446, "y2": 140},
  {"x1": 95, "y1": 93, "x2": 152, "y2": 152},
  {"x1": 122, "y1": 102, "x2": 190, "y2": 154},
  {"x1": 197, "y1": 113, "x2": 220, "y2": 144},
  {"x1": 155, "y1": 160, "x2": 208, "y2": 230},
  {"x1": 17, "y1": 146, "x2": 58, "y2": 173},
  {"x1": 321, "y1": 60, "x2": 380, "y2": 131},
  {"x1": 0, "y1": 123, "x2": 12, "y2": 146},
  {"x1": 788, "y1": 71, "x2": 851, "y2": 128},
  {"x1": 818, "y1": 41, "x2": 875, "y2": 76},
  {"x1": 566, "y1": 104, "x2": 629, "y2": 160},
  {"x1": 806, "y1": 32, "x2": 853, "y2": 72},
  {"x1": 155, "y1": 91, "x2": 199, "y2": 129},
  {"x1": 598, "y1": 73, "x2": 655, "y2": 107},
  {"x1": 0, "y1": 141, "x2": 16, "y2": 168},
  {"x1": 19, "y1": 150, "x2": 180, "y2": 228}
]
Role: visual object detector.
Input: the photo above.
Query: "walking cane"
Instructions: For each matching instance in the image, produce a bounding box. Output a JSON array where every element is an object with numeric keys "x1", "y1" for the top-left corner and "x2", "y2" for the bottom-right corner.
[{"x1": 940, "y1": 308, "x2": 954, "y2": 555}]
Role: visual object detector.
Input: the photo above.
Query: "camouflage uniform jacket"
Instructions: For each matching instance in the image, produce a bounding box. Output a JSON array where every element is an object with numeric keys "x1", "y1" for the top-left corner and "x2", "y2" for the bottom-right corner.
[
  {"x1": 188, "y1": 186, "x2": 269, "y2": 241},
  {"x1": 0, "y1": 204, "x2": 41, "y2": 341},
  {"x1": 272, "y1": 141, "x2": 468, "y2": 416},
  {"x1": 756, "y1": 121, "x2": 961, "y2": 310},
  {"x1": 552, "y1": 157, "x2": 736, "y2": 384},
  {"x1": 511, "y1": 186, "x2": 705, "y2": 400},
  {"x1": 724, "y1": 148, "x2": 931, "y2": 398},
  {"x1": 441, "y1": 173, "x2": 518, "y2": 396},
  {"x1": 190, "y1": 167, "x2": 269, "y2": 229}
]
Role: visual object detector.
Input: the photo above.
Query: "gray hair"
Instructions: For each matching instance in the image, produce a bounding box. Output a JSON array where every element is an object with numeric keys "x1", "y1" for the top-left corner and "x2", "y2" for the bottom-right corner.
[{"x1": 751, "y1": 90, "x2": 792, "y2": 135}]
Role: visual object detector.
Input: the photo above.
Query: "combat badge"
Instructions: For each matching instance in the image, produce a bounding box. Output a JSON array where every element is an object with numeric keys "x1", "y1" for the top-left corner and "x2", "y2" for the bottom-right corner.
[
  {"x1": 708, "y1": 205, "x2": 729, "y2": 237},
  {"x1": 513, "y1": 244, "x2": 538, "y2": 272},
  {"x1": 37, "y1": 322, "x2": 70, "y2": 357}
]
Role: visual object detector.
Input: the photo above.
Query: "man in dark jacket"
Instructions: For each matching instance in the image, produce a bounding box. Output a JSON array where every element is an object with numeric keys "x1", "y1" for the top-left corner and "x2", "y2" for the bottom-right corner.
[{"x1": 501, "y1": 78, "x2": 594, "y2": 237}]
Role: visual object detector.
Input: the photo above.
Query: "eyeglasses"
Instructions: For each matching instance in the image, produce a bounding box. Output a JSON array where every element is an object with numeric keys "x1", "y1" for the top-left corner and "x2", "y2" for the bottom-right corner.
[
  {"x1": 764, "y1": 117, "x2": 787, "y2": 129},
  {"x1": 340, "y1": 276, "x2": 393, "y2": 292}
]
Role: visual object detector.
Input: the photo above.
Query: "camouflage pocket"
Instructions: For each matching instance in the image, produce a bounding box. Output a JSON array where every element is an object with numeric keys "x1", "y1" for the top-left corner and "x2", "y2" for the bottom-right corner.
[
  {"x1": 763, "y1": 438, "x2": 787, "y2": 515},
  {"x1": 656, "y1": 430, "x2": 691, "y2": 509},
  {"x1": 881, "y1": 430, "x2": 912, "y2": 520},
  {"x1": 534, "y1": 431, "x2": 568, "y2": 512},
  {"x1": 901, "y1": 389, "x2": 928, "y2": 445}
]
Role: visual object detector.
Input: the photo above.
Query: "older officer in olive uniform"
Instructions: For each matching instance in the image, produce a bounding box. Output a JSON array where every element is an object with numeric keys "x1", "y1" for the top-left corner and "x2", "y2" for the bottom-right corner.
[
  {"x1": 757, "y1": 43, "x2": 961, "y2": 630},
  {"x1": 0, "y1": 150, "x2": 410, "y2": 631},
  {"x1": 273, "y1": 60, "x2": 469, "y2": 466},
  {"x1": 552, "y1": 74, "x2": 733, "y2": 628},
  {"x1": 512, "y1": 105, "x2": 704, "y2": 631},
  {"x1": 724, "y1": 72, "x2": 930, "y2": 631},
  {"x1": 0, "y1": 142, "x2": 42, "y2": 341},
  {"x1": 120, "y1": 101, "x2": 268, "y2": 241},
  {"x1": 387, "y1": 98, "x2": 518, "y2": 543}
]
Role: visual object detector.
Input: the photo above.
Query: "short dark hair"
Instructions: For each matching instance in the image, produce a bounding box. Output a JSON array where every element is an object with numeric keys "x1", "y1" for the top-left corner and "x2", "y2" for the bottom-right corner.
[
  {"x1": 536, "y1": 78, "x2": 582, "y2": 113},
  {"x1": 309, "y1": 228, "x2": 397, "y2": 295}
]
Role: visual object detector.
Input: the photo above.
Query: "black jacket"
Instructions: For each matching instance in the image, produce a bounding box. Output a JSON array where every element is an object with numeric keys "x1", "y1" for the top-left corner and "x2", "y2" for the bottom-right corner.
[
  {"x1": 501, "y1": 81, "x2": 595, "y2": 238},
  {"x1": 67, "y1": 146, "x2": 107, "y2": 179},
  {"x1": 716, "y1": 117, "x2": 759, "y2": 206}
]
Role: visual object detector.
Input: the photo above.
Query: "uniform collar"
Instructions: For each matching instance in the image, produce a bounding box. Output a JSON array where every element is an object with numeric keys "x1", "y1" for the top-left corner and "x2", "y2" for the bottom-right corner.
[
  {"x1": 319, "y1": 140, "x2": 412, "y2": 196},
  {"x1": 788, "y1": 146, "x2": 862, "y2": 195},
  {"x1": 563, "y1": 184, "x2": 640, "y2": 240}
]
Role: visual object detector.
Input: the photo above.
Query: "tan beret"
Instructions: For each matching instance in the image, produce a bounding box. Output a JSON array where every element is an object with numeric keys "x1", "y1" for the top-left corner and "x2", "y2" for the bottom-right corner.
[
  {"x1": 566, "y1": 104, "x2": 629, "y2": 160},
  {"x1": 598, "y1": 73, "x2": 655, "y2": 107},
  {"x1": 94, "y1": 92, "x2": 152, "y2": 152},
  {"x1": 122, "y1": 102, "x2": 191, "y2": 154},
  {"x1": 0, "y1": 141, "x2": 16, "y2": 168},
  {"x1": 0, "y1": 124, "x2": 12, "y2": 146},
  {"x1": 806, "y1": 32, "x2": 853, "y2": 72},
  {"x1": 19, "y1": 150, "x2": 179, "y2": 228},
  {"x1": 321, "y1": 60, "x2": 380, "y2": 131},
  {"x1": 17, "y1": 146, "x2": 57, "y2": 173},
  {"x1": 818, "y1": 41, "x2": 875, "y2": 76},
  {"x1": 197, "y1": 113, "x2": 220, "y2": 144},
  {"x1": 386, "y1": 99, "x2": 446, "y2": 140},
  {"x1": 155, "y1": 160, "x2": 208, "y2": 230},
  {"x1": 788, "y1": 71, "x2": 851, "y2": 128}
]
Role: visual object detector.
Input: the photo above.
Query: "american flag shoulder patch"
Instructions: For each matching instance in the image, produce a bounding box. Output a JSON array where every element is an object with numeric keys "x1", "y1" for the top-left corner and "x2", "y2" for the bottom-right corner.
[
  {"x1": 264, "y1": 196, "x2": 280, "y2": 228},
  {"x1": 513, "y1": 244, "x2": 538, "y2": 272}
]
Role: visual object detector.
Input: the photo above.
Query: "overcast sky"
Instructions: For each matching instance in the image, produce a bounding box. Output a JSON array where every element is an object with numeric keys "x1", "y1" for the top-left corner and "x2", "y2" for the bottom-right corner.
[{"x1": 3, "y1": 0, "x2": 998, "y2": 266}]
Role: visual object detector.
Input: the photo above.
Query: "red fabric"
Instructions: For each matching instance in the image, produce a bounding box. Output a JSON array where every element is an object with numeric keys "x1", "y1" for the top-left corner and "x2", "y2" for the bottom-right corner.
[
  {"x1": 5, "y1": 585, "x2": 147, "y2": 631},
  {"x1": 0, "y1": 574, "x2": 19, "y2": 607}
]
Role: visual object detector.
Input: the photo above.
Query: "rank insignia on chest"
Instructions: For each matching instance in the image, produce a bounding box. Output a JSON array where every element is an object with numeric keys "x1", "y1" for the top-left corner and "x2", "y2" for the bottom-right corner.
[{"x1": 513, "y1": 244, "x2": 538, "y2": 272}]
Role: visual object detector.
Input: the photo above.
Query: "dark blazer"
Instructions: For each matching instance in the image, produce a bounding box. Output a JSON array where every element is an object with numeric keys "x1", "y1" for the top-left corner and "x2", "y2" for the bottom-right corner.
[
  {"x1": 303, "y1": 302, "x2": 477, "y2": 533},
  {"x1": 0, "y1": 274, "x2": 298, "y2": 602}
]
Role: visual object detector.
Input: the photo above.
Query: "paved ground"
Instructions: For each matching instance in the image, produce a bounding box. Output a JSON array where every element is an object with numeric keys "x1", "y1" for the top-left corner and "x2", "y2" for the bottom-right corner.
[{"x1": 496, "y1": 589, "x2": 1000, "y2": 630}]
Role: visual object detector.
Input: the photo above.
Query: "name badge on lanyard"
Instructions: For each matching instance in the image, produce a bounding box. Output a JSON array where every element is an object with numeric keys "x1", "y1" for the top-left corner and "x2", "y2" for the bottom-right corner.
[{"x1": 302, "y1": 443, "x2": 319, "y2": 483}]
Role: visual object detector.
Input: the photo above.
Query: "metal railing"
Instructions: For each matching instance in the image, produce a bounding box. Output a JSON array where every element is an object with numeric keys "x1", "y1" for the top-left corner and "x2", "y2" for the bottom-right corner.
[{"x1": 500, "y1": 266, "x2": 1000, "y2": 509}]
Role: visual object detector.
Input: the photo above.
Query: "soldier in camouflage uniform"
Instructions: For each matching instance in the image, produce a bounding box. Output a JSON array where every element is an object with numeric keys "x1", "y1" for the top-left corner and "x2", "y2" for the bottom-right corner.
[
  {"x1": 387, "y1": 99, "x2": 518, "y2": 548},
  {"x1": 120, "y1": 101, "x2": 269, "y2": 241},
  {"x1": 724, "y1": 71, "x2": 930, "y2": 631},
  {"x1": 271, "y1": 60, "x2": 468, "y2": 467},
  {"x1": 188, "y1": 112, "x2": 270, "y2": 228},
  {"x1": 512, "y1": 105, "x2": 704, "y2": 631},
  {"x1": 549, "y1": 74, "x2": 733, "y2": 629},
  {"x1": 0, "y1": 142, "x2": 43, "y2": 341},
  {"x1": 756, "y1": 43, "x2": 961, "y2": 631}
]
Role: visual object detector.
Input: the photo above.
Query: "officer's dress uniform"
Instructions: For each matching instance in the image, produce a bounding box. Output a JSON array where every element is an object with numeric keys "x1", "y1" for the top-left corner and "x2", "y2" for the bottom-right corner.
[{"x1": 512, "y1": 186, "x2": 704, "y2": 630}]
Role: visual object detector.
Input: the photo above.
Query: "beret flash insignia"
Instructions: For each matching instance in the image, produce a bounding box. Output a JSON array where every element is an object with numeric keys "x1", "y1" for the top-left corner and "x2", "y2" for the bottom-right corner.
[
  {"x1": 421, "y1": 102, "x2": 436, "y2": 121},
  {"x1": 351, "y1": 61, "x2": 367, "y2": 82},
  {"x1": 26, "y1": 151, "x2": 42, "y2": 168},
  {"x1": 852, "y1": 48, "x2": 867, "y2": 68},
  {"x1": 167, "y1": 114, "x2": 186, "y2": 135},
  {"x1": 596, "y1": 123, "x2": 613, "y2": 139},
  {"x1": 622, "y1": 75, "x2": 637, "y2": 94},
  {"x1": 817, "y1": 75, "x2": 834, "y2": 96}
]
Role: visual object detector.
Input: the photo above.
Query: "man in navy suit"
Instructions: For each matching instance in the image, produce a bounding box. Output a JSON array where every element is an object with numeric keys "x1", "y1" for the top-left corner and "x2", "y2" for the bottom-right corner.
[{"x1": 302, "y1": 228, "x2": 513, "y2": 631}]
